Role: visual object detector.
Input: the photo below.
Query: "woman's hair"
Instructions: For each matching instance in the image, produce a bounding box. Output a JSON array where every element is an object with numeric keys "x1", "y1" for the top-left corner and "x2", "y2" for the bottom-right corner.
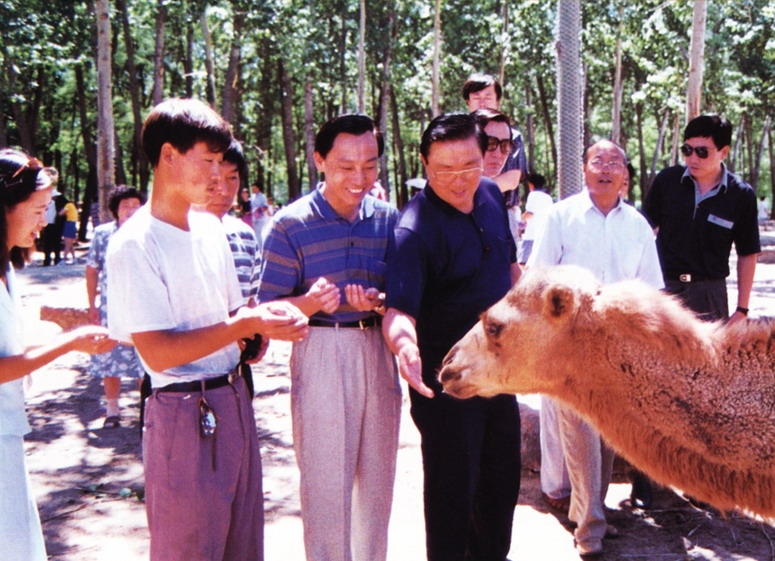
[
  {"x1": 108, "y1": 185, "x2": 146, "y2": 220},
  {"x1": 0, "y1": 148, "x2": 54, "y2": 271}
]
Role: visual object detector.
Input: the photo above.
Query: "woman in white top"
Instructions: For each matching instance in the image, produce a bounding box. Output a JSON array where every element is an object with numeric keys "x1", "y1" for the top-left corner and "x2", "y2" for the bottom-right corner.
[{"x1": 0, "y1": 148, "x2": 115, "y2": 561}]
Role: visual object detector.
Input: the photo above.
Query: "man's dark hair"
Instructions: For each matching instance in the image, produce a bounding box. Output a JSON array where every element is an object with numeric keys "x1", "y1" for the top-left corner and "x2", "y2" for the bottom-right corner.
[
  {"x1": 108, "y1": 185, "x2": 146, "y2": 220},
  {"x1": 314, "y1": 114, "x2": 384, "y2": 159},
  {"x1": 471, "y1": 108, "x2": 512, "y2": 140},
  {"x1": 142, "y1": 98, "x2": 232, "y2": 168},
  {"x1": 462, "y1": 73, "x2": 503, "y2": 101},
  {"x1": 683, "y1": 115, "x2": 733, "y2": 150},
  {"x1": 526, "y1": 173, "x2": 547, "y2": 190},
  {"x1": 223, "y1": 139, "x2": 248, "y2": 182},
  {"x1": 420, "y1": 112, "x2": 488, "y2": 160}
]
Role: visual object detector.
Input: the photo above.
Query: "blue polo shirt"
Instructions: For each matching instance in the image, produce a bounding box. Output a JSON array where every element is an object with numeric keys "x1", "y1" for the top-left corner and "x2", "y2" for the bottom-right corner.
[
  {"x1": 386, "y1": 178, "x2": 515, "y2": 382},
  {"x1": 258, "y1": 187, "x2": 398, "y2": 323},
  {"x1": 643, "y1": 164, "x2": 760, "y2": 279}
]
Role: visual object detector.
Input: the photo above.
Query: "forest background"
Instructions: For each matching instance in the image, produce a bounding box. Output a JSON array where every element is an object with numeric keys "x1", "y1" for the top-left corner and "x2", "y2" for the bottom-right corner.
[{"x1": 1, "y1": 0, "x2": 773, "y2": 236}]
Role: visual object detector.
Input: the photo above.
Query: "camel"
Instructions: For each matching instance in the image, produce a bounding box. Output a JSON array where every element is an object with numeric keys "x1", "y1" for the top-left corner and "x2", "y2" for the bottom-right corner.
[{"x1": 438, "y1": 265, "x2": 775, "y2": 519}]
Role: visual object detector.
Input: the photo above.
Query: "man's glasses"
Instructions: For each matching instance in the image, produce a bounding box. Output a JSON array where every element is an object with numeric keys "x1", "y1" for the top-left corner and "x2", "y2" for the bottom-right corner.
[
  {"x1": 587, "y1": 159, "x2": 624, "y2": 172},
  {"x1": 486, "y1": 136, "x2": 514, "y2": 155},
  {"x1": 433, "y1": 166, "x2": 483, "y2": 184},
  {"x1": 680, "y1": 144, "x2": 709, "y2": 159}
]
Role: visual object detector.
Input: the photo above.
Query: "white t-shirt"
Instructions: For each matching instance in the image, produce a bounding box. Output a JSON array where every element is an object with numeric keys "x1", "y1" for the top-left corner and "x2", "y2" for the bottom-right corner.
[
  {"x1": 106, "y1": 207, "x2": 243, "y2": 388},
  {"x1": 523, "y1": 189, "x2": 554, "y2": 240},
  {"x1": 528, "y1": 190, "x2": 663, "y2": 289}
]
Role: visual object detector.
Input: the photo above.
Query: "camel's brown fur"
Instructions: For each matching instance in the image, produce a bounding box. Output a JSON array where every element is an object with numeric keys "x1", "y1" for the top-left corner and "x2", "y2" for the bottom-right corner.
[{"x1": 439, "y1": 265, "x2": 775, "y2": 519}]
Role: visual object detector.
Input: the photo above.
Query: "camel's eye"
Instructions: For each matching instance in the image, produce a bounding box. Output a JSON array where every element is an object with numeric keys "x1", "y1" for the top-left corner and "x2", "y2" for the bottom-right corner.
[{"x1": 485, "y1": 319, "x2": 504, "y2": 343}]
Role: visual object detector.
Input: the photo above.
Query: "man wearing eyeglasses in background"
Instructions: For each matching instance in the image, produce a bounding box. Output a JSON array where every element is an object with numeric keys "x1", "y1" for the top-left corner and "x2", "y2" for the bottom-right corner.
[
  {"x1": 463, "y1": 73, "x2": 528, "y2": 194},
  {"x1": 643, "y1": 115, "x2": 760, "y2": 324},
  {"x1": 383, "y1": 112, "x2": 522, "y2": 561},
  {"x1": 527, "y1": 140, "x2": 663, "y2": 557}
]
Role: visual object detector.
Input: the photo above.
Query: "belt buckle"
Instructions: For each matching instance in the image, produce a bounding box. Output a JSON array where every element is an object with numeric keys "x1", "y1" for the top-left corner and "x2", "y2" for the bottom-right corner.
[
  {"x1": 358, "y1": 319, "x2": 368, "y2": 330},
  {"x1": 679, "y1": 274, "x2": 692, "y2": 283}
]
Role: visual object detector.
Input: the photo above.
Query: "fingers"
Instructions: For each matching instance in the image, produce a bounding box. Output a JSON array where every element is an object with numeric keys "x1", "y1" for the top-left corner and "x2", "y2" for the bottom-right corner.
[
  {"x1": 398, "y1": 345, "x2": 434, "y2": 398},
  {"x1": 344, "y1": 284, "x2": 381, "y2": 311}
]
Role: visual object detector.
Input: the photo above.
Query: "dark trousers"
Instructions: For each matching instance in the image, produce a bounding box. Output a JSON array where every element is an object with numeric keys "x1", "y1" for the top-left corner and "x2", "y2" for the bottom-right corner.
[
  {"x1": 664, "y1": 278, "x2": 728, "y2": 321},
  {"x1": 410, "y1": 388, "x2": 521, "y2": 561},
  {"x1": 41, "y1": 223, "x2": 61, "y2": 265}
]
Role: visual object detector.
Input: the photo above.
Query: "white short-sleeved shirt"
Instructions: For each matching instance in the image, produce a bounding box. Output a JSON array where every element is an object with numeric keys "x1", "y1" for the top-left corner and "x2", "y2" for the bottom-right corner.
[
  {"x1": 106, "y1": 207, "x2": 243, "y2": 388},
  {"x1": 523, "y1": 189, "x2": 554, "y2": 241},
  {"x1": 528, "y1": 190, "x2": 664, "y2": 289}
]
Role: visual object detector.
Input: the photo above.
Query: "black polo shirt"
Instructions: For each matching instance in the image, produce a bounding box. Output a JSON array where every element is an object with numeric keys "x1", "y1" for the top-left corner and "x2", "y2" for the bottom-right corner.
[
  {"x1": 386, "y1": 179, "x2": 515, "y2": 384},
  {"x1": 643, "y1": 164, "x2": 760, "y2": 280}
]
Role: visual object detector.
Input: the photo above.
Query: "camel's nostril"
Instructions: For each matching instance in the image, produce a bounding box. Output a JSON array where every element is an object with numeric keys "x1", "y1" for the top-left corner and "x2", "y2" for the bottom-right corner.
[{"x1": 440, "y1": 368, "x2": 462, "y2": 384}]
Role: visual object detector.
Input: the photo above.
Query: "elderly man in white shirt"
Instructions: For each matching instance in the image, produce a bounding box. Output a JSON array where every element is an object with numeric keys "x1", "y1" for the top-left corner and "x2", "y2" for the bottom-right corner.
[{"x1": 527, "y1": 140, "x2": 663, "y2": 557}]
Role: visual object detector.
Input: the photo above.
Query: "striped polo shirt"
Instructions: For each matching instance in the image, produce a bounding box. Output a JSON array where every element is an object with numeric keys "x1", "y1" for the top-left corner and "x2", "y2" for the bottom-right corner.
[
  {"x1": 258, "y1": 186, "x2": 398, "y2": 323},
  {"x1": 222, "y1": 214, "x2": 260, "y2": 302}
]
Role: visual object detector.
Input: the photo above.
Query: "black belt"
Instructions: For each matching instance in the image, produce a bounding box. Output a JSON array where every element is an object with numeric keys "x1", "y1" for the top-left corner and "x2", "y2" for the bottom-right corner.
[
  {"x1": 309, "y1": 316, "x2": 381, "y2": 329},
  {"x1": 157, "y1": 369, "x2": 239, "y2": 393},
  {"x1": 665, "y1": 272, "x2": 723, "y2": 283}
]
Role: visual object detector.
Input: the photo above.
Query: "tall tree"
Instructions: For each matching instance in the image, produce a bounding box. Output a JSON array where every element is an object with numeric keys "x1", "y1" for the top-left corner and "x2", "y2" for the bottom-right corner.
[
  {"x1": 686, "y1": 0, "x2": 707, "y2": 122},
  {"x1": 95, "y1": 0, "x2": 115, "y2": 223},
  {"x1": 357, "y1": 0, "x2": 365, "y2": 113},
  {"x1": 431, "y1": 0, "x2": 441, "y2": 116},
  {"x1": 152, "y1": 0, "x2": 167, "y2": 105},
  {"x1": 221, "y1": 7, "x2": 244, "y2": 125},
  {"x1": 279, "y1": 58, "x2": 300, "y2": 200}
]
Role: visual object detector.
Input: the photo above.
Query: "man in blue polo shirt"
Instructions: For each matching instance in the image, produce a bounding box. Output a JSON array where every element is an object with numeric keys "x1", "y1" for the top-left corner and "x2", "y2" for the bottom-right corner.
[
  {"x1": 643, "y1": 115, "x2": 760, "y2": 324},
  {"x1": 258, "y1": 114, "x2": 401, "y2": 561},
  {"x1": 383, "y1": 112, "x2": 522, "y2": 561}
]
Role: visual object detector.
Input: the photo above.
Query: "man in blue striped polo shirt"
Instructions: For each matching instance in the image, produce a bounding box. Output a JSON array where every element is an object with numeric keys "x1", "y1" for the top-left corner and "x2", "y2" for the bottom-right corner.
[{"x1": 258, "y1": 114, "x2": 401, "y2": 561}]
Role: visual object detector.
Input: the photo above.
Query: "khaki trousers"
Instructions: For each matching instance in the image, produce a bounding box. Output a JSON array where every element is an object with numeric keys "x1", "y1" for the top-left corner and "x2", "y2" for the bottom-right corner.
[{"x1": 290, "y1": 326, "x2": 401, "y2": 561}]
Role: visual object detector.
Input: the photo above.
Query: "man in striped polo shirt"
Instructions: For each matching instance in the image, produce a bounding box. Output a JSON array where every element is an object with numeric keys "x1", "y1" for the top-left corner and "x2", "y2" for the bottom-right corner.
[{"x1": 258, "y1": 114, "x2": 401, "y2": 561}]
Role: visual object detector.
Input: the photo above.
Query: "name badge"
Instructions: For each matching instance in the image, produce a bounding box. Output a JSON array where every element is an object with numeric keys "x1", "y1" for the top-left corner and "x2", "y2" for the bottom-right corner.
[{"x1": 707, "y1": 214, "x2": 733, "y2": 229}]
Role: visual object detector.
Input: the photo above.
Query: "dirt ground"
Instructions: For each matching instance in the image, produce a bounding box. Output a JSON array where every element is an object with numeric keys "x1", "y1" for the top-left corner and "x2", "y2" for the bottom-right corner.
[{"x1": 16, "y1": 232, "x2": 775, "y2": 561}]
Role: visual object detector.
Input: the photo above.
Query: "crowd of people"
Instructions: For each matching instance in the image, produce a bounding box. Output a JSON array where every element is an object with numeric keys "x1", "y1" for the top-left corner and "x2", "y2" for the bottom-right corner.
[{"x1": 0, "y1": 69, "x2": 762, "y2": 561}]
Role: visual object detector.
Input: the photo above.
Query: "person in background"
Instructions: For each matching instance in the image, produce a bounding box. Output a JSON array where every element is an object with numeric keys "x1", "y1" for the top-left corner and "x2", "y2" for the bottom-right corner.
[
  {"x1": 518, "y1": 173, "x2": 553, "y2": 265},
  {"x1": 237, "y1": 187, "x2": 253, "y2": 228},
  {"x1": 528, "y1": 140, "x2": 663, "y2": 557},
  {"x1": 86, "y1": 185, "x2": 147, "y2": 428},
  {"x1": 0, "y1": 148, "x2": 115, "y2": 561},
  {"x1": 61, "y1": 196, "x2": 78, "y2": 263},
  {"x1": 251, "y1": 182, "x2": 270, "y2": 250},
  {"x1": 758, "y1": 195, "x2": 769, "y2": 223},
  {"x1": 462, "y1": 73, "x2": 527, "y2": 194}
]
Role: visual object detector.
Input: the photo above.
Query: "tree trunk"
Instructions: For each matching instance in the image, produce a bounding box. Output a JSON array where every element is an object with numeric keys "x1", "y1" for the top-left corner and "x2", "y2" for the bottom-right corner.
[
  {"x1": 357, "y1": 0, "x2": 366, "y2": 113},
  {"x1": 753, "y1": 114, "x2": 771, "y2": 191},
  {"x1": 185, "y1": 20, "x2": 194, "y2": 97},
  {"x1": 498, "y1": 2, "x2": 509, "y2": 87},
  {"x1": 304, "y1": 77, "x2": 318, "y2": 190},
  {"x1": 117, "y1": 0, "x2": 149, "y2": 192},
  {"x1": 75, "y1": 63, "x2": 99, "y2": 239},
  {"x1": 152, "y1": 0, "x2": 166, "y2": 105},
  {"x1": 669, "y1": 111, "x2": 680, "y2": 166},
  {"x1": 339, "y1": 12, "x2": 347, "y2": 113},
  {"x1": 255, "y1": 37, "x2": 274, "y2": 195},
  {"x1": 390, "y1": 86, "x2": 408, "y2": 207},
  {"x1": 279, "y1": 59, "x2": 300, "y2": 201},
  {"x1": 431, "y1": 0, "x2": 442, "y2": 117},
  {"x1": 7, "y1": 61, "x2": 34, "y2": 153},
  {"x1": 555, "y1": 0, "x2": 583, "y2": 199},
  {"x1": 769, "y1": 125, "x2": 775, "y2": 218},
  {"x1": 201, "y1": 10, "x2": 217, "y2": 108},
  {"x1": 378, "y1": 0, "x2": 394, "y2": 199},
  {"x1": 221, "y1": 9, "x2": 243, "y2": 126},
  {"x1": 524, "y1": 83, "x2": 535, "y2": 174},
  {"x1": 95, "y1": 0, "x2": 115, "y2": 224},
  {"x1": 536, "y1": 74, "x2": 557, "y2": 182},
  {"x1": 611, "y1": 1, "x2": 624, "y2": 145},
  {"x1": 636, "y1": 102, "x2": 648, "y2": 201},
  {"x1": 648, "y1": 108, "x2": 669, "y2": 189},
  {"x1": 685, "y1": 0, "x2": 707, "y2": 122}
]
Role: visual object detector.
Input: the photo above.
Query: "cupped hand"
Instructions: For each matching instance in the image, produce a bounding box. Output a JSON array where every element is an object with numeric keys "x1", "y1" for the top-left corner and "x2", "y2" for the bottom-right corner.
[
  {"x1": 68, "y1": 325, "x2": 116, "y2": 354},
  {"x1": 306, "y1": 277, "x2": 341, "y2": 314},
  {"x1": 250, "y1": 301, "x2": 309, "y2": 342},
  {"x1": 344, "y1": 285, "x2": 382, "y2": 312}
]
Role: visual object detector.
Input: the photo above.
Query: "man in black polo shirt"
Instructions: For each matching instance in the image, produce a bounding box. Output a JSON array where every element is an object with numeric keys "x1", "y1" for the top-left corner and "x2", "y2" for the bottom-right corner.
[
  {"x1": 643, "y1": 115, "x2": 760, "y2": 324},
  {"x1": 383, "y1": 113, "x2": 522, "y2": 561}
]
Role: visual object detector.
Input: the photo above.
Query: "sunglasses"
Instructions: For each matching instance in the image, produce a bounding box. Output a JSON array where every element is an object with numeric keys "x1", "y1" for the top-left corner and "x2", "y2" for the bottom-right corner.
[
  {"x1": 680, "y1": 144, "x2": 709, "y2": 159},
  {"x1": 486, "y1": 136, "x2": 514, "y2": 155}
]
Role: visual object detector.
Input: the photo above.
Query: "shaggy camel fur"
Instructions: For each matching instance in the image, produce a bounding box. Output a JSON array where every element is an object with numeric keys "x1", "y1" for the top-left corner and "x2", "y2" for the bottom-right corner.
[{"x1": 439, "y1": 265, "x2": 775, "y2": 519}]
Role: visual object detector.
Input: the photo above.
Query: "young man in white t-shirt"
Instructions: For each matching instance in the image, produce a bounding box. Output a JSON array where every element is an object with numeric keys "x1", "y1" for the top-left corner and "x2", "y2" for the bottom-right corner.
[{"x1": 106, "y1": 98, "x2": 308, "y2": 561}]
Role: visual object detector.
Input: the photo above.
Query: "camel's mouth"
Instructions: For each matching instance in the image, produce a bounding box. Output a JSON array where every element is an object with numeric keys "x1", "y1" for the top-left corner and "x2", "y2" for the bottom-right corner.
[{"x1": 438, "y1": 365, "x2": 480, "y2": 399}]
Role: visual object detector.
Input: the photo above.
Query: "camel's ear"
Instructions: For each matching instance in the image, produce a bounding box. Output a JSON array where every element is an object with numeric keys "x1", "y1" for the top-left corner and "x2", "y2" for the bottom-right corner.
[{"x1": 544, "y1": 284, "x2": 577, "y2": 319}]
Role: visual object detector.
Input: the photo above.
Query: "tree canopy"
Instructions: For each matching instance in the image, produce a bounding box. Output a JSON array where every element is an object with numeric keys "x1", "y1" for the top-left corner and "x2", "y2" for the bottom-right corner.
[{"x1": 1, "y1": 0, "x2": 773, "y2": 223}]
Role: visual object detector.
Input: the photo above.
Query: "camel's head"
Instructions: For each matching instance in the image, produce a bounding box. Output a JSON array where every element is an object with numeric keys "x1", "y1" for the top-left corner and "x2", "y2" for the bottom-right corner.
[{"x1": 439, "y1": 265, "x2": 600, "y2": 399}]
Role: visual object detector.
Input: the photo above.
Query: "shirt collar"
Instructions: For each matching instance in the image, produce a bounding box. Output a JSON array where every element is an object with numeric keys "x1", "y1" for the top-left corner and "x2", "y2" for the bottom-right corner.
[
  {"x1": 312, "y1": 183, "x2": 376, "y2": 222},
  {"x1": 681, "y1": 162, "x2": 729, "y2": 195},
  {"x1": 424, "y1": 180, "x2": 489, "y2": 216},
  {"x1": 580, "y1": 187, "x2": 623, "y2": 216}
]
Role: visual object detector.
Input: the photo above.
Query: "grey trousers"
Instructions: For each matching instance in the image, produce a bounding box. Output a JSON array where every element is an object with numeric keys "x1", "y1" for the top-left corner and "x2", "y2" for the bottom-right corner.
[{"x1": 290, "y1": 326, "x2": 401, "y2": 561}]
